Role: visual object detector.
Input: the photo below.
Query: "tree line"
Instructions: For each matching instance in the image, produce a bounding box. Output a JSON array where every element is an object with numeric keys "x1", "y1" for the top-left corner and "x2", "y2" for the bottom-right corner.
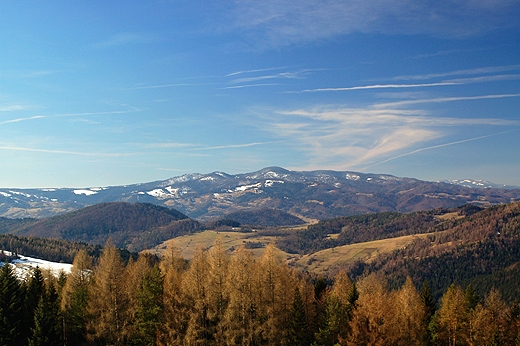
[{"x1": 1, "y1": 240, "x2": 520, "y2": 346}]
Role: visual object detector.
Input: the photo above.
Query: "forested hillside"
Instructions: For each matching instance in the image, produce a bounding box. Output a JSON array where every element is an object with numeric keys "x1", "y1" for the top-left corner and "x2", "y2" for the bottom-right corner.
[
  {"x1": 2, "y1": 241, "x2": 519, "y2": 346},
  {"x1": 6, "y1": 202, "x2": 201, "y2": 251},
  {"x1": 347, "y1": 201, "x2": 520, "y2": 301},
  {"x1": 277, "y1": 204, "x2": 481, "y2": 254},
  {"x1": 222, "y1": 208, "x2": 305, "y2": 227}
]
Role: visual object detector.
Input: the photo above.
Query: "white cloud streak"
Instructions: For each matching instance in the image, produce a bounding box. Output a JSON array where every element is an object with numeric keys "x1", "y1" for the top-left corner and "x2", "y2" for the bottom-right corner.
[
  {"x1": 361, "y1": 130, "x2": 520, "y2": 170},
  {"x1": 262, "y1": 101, "x2": 520, "y2": 169},
  {"x1": 0, "y1": 145, "x2": 127, "y2": 157},
  {"x1": 296, "y1": 82, "x2": 460, "y2": 93}
]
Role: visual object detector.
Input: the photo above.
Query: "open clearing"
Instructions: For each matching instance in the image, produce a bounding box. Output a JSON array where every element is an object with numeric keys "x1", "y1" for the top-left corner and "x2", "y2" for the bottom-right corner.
[
  {"x1": 144, "y1": 230, "x2": 294, "y2": 260},
  {"x1": 291, "y1": 233, "x2": 433, "y2": 275}
]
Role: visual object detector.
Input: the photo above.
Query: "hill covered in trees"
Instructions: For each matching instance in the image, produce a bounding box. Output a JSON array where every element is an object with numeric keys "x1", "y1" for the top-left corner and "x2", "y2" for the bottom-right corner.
[
  {"x1": 3, "y1": 202, "x2": 201, "y2": 251},
  {"x1": 222, "y1": 208, "x2": 305, "y2": 227}
]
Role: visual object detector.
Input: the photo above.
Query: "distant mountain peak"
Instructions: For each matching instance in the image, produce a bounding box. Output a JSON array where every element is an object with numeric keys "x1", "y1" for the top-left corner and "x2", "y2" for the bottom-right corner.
[
  {"x1": 1, "y1": 167, "x2": 519, "y2": 220},
  {"x1": 444, "y1": 179, "x2": 518, "y2": 189}
]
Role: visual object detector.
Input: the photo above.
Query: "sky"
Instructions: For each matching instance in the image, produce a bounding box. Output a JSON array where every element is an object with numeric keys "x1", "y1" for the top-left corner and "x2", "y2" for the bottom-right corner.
[{"x1": 1, "y1": 1, "x2": 520, "y2": 188}]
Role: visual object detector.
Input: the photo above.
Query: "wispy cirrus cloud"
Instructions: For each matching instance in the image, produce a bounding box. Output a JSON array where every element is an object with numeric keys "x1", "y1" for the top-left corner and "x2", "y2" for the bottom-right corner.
[
  {"x1": 0, "y1": 108, "x2": 140, "y2": 126},
  {"x1": 229, "y1": 0, "x2": 520, "y2": 47},
  {"x1": 374, "y1": 93, "x2": 520, "y2": 108},
  {"x1": 262, "y1": 99, "x2": 520, "y2": 170},
  {"x1": 0, "y1": 144, "x2": 128, "y2": 157},
  {"x1": 295, "y1": 82, "x2": 460, "y2": 93},
  {"x1": 390, "y1": 64, "x2": 520, "y2": 81}
]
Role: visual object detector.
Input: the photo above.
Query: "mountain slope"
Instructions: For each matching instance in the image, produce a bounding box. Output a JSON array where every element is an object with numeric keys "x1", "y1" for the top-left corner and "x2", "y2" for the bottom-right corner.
[
  {"x1": 8, "y1": 202, "x2": 200, "y2": 251},
  {"x1": 1, "y1": 167, "x2": 519, "y2": 220},
  {"x1": 345, "y1": 201, "x2": 520, "y2": 301}
]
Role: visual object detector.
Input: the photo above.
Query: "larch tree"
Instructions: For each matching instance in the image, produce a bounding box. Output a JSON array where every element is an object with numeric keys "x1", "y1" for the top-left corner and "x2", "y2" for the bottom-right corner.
[
  {"x1": 206, "y1": 238, "x2": 229, "y2": 345},
  {"x1": 436, "y1": 284, "x2": 469, "y2": 346},
  {"x1": 392, "y1": 276, "x2": 427, "y2": 345},
  {"x1": 183, "y1": 246, "x2": 210, "y2": 345},
  {"x1": 86, "y1": 242, "x2": 129, "y2": 345},
  {"x1": 258, "y1": 243, "x2": 295, "y2": 345},
  {"x1": 346, "y1": 273, "x2": 392, "y2": 346},
  {"x1": 61, "y1": 249, "x2": 92, "y2": 345},
  {"x1": 221, "y1": 246, "x2": 262, "y2": 346},
  {"x1": 157, "y1": 243, "x2": 188, "y2": 346}
]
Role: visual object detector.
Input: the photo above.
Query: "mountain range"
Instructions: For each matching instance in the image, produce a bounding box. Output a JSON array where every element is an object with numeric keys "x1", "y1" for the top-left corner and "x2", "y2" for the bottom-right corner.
[{"x1": 1, "y1": 167, "x2": 519, "y2": 220}]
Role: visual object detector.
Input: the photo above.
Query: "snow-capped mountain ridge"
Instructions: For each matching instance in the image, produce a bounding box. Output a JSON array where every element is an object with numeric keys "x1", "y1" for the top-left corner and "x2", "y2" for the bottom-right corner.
[{"x1": 0, "y1": 167, "x2": 519, "y2": 220}]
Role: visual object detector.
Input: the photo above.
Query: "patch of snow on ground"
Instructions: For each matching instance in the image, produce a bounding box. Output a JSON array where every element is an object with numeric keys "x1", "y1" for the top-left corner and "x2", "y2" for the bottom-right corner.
[
  {"x1": 0, "y1": 191, "x2": 12, "y2": 197},
  {"x1": 200, "y1": 176, "x2": 215, "y2": 181},
  {"x1": 147, "y1": 189, "x2": 171, "y2": 198},
  {"x1": 235, "y1": 183, "x2": 262, "y2": 191},
  {"x1": 1, "y1": 252, "x2": 73, "y2": 278},
  {"x1": 264, "y1": 180, "x2": 284, "y2": 187},
  {"x1": 73, "y1": 189, "x2": 98, "y2": 196},
  {"x1": 345, "y1": 173, "x2": 360, "y2": 181}
]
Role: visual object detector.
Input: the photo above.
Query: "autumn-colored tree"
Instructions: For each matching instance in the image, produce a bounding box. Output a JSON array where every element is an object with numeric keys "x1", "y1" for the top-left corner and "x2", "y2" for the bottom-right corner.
[
  {"x1": 467, "y1": 288, "x2": 509, "y2": 345},
  {"x1": 61, "y1": 249, "x2": 92, "y2": 345},
  {"x1": 436, "y1": 284, "x2": 469, "y2": 346},
  {"x1": 258, "y1": 244, "x2": 296, "y2": 345},
  {"x1": 206, "y1": 239, "x2": 229, "y2": 344},
  {"x1": 221, "y1": 246, "x2": 262, "y2": 345},
  {"x1": 86, "y1": 242, "x2": 130, "y2": 345},
  {"x1": 346, "y1": 273, "x2": 392, "y2": 346},
  {"x1": 183, "y1": 246, "x2": 210, "y2": 345},
  {"x1": 391, "y1": 277, "x2": 427, "y2": 345},
  {"x1": 157, "y1": 243, "x2": 188, "y2": 346}
]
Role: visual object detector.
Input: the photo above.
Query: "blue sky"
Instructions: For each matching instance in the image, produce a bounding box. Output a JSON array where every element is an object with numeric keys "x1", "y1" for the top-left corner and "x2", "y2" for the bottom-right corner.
[{"x1": 1, "y1": 1, "x2": 520, "y2": 188}]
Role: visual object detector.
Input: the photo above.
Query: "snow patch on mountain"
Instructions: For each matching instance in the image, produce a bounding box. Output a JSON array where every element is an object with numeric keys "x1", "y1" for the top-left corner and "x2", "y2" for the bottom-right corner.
[{"x1": 73, "y1": 189, "x2": 98, "y2": 196}]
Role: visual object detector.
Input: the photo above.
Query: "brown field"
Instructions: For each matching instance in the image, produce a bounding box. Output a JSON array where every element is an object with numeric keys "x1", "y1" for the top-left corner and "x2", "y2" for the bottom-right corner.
[
  {"x1": 145, "y1": 229, "x2": 436, "y2": 275},
  {"x1": 291, "y1": 233, "x2": 433, "y2": 275},
  {"x1": 143, "y1": 230, "x2": 293, "y2": 260}
]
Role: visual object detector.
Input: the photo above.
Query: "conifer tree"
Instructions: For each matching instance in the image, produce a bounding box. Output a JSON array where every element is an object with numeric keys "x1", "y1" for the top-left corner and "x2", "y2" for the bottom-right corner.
[
  {"x1": 258, "y1": 244, "x2": 295, "y2": 345},
  {"x1": 393, "y1": 277, "x2": 426, "y2": 345},
  {"x1": 437, "y1": 284, "x2": 468, "y2": 346},
  {"x1": 157, "y1": 243, "x2": 188, "y2": 346},
  {"x1": 221, "y1": 246, "x2": 262, "y2": 346},
  {"x1": 61, "y1": 249, "x2": 92, "y2": 345},
  {"x1": 25, "y1": 266, "x2": 46, "y2": 333},
  {"x1": 206, "y1": 238, "x2": 229, "y2": 344},
  {"x1": 183, "y1": 246, "x2": 210, "y2": 345},
  {"x1": 86, "y1": 242, "x2": 129, "y2": 345},
  {"x1": 29, "y1": 285, "x2": 62, "y2": 346},
  {"x1": 346, "y1": 274, "x2": 391, "y2": 345},
  {"x1": 133, "y1": 265, "x2": 164, "y2": 346},
  {"x1": 0, "y1": 262, "x2": 26, "y2": 345},
  {"x1": 420, "y1": 281, "x2": 437, "y2": 345},
  {"x1": 289, "y1": 287, "x2": 310, "y2": 346}
]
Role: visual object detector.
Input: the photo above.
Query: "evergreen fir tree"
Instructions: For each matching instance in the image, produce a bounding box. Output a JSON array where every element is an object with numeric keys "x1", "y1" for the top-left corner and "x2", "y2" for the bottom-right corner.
[
  {"x1": 0, "y1": 262, "x2": 26, "y2": 345},
  {"x1": 25, "y1": 266, "x2": 46, "y2": 333},
  {"x1": 289, "y1": 287, "x2": 310, "y2": 346},
  {"x1": 28, "y1": 285, "x2": 62, "y2": 346},
  {"x1": 133, "y1": 265, "x2": 164, "y2": 346}
]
